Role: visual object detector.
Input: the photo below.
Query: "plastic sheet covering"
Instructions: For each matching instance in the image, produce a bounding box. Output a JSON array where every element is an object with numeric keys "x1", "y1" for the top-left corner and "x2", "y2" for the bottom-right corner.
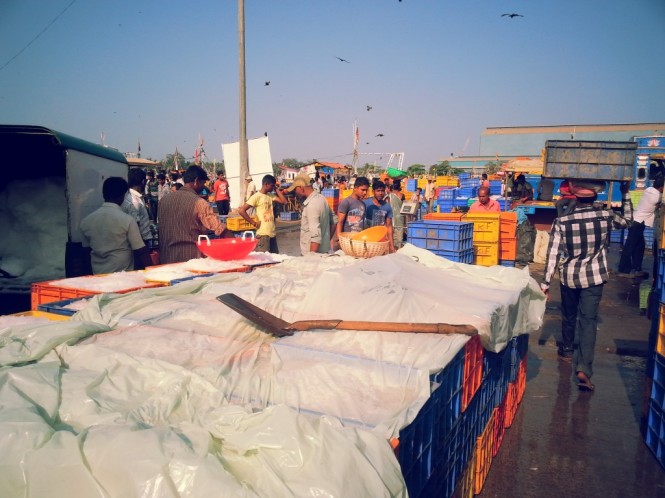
[{"x1": 0, "y1": 249, "x2": 544, "y2": 496}]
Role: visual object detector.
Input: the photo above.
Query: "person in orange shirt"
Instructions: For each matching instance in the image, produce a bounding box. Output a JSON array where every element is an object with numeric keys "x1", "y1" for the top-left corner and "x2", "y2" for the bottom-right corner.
[
  {"x1": 469, "y1": 186, "x2": 501, "y2": 212},
  {"x1": 213, "y1": 170, "x2": 231, "y2": 215}
]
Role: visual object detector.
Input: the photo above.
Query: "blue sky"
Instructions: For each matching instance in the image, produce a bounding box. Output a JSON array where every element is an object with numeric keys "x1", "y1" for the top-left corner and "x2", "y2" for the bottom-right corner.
[{"x1": 1, "y1": 0, "x2": 664, "y2": 167}]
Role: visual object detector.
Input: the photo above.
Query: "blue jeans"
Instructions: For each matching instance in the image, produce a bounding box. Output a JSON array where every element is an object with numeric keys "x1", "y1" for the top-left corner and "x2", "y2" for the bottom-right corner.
[{"x1": 560, "y1": 283, "x2": 604, "y2": 378}]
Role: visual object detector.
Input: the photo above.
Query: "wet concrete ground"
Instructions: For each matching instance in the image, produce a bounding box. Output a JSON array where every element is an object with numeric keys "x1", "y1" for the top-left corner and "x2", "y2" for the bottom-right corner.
[
  {"x1": 481, "y1": 250, "x2": 665, "y2": 496},
  {"x1": 274, "y1": 224, "x2": 665, "y2": 496}
]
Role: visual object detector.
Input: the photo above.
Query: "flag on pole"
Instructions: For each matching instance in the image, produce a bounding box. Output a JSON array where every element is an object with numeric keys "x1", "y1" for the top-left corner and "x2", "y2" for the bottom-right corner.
[
  {"x1": 174, "y1": 147, "x2": 180, "y2": 169},
  {"x1": 137, "y1": 139, "x2": 141, "y2": 158}
]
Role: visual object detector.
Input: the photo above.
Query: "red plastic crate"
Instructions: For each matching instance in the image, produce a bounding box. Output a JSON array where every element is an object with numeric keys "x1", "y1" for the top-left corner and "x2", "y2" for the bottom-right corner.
[{"x1": 462, "y1": 335, "x2": 484, "y2": 411}]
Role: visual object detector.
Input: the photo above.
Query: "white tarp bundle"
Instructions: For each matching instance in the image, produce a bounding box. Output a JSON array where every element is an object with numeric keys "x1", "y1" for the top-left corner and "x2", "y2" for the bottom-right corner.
[{"x1": 0, "y1": 246, "x2": 545, "y2": 497}]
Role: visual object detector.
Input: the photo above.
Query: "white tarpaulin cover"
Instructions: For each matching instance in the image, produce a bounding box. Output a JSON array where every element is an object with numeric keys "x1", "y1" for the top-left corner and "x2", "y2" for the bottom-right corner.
[{"x1": 0, "y1": 246, "x2": 545, "y2": 497}]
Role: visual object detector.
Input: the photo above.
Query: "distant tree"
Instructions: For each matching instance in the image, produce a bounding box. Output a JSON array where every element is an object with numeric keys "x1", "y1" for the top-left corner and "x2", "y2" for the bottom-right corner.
[
  {"x1": 484, "y1": 161, "x2": 502, "y2": 175},
  {"x1": 406, "y1": 164, "x2": 426, "y2": 176},
  {"x1": 430, "y1": 161, "x2": 452, "y2": 176},
  {"x1": 163, "y1": 151, "x2": 188, "y2": 171}
]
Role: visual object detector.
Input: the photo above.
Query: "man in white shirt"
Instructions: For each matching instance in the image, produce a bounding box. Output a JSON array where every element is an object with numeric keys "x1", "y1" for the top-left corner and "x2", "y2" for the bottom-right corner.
[
  {"x1": 618, "y1": 176, "x2": 664, "y2": 275},
  {"x1": 122, "y1": 168, "x2": 153, "y2": 268},
  {"x1": 80, "y1": 177, "x2": 152, "y2": 274}
]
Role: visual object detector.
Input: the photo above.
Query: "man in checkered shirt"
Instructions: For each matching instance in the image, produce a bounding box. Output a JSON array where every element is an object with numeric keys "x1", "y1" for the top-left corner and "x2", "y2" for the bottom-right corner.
[{"x1": 541, "y1": 181, "x2": 632, "y2": 391}]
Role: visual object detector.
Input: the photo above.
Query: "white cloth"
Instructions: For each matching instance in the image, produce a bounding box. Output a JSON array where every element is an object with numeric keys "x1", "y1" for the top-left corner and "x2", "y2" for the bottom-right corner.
[
  {"x1": 80, "y1": 203, "x2": 145, "y2": 274},
  {"x1": 633, "y1": 186, "x2": 662, "y2": 227},
  {"x1": 121, "y1": 188, "x2": 152, "y2": 240}
]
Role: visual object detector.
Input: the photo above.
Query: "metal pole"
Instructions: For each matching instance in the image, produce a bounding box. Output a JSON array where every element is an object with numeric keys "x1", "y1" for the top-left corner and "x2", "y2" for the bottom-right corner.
[{"x1": 238, "y1": 0, "x2": 249, "y2": 204}]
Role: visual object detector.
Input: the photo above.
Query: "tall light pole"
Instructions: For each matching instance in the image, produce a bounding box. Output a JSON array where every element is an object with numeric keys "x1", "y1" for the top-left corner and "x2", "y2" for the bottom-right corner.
[{"x1": 238, "y1": 0, "x2": 249, "y2": 202}]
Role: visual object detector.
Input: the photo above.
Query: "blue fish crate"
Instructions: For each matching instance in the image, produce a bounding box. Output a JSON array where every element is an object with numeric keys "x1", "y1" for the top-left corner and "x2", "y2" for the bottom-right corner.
[
  {"x1": 610, "y1": 229, "x2": 624, "y2": 244},
  {"x1": 279, "y1": 211, "x2": 300, "y2": 221},
  {"x1": 500, "y1": 259, "x2": 516, "y2": 267},
  {"x1": 37, "y1": 296, "x2": 91, "y2": 316},
  {"x1": 169, "y1": 273, "x2": 216, "y2": 285},
  {"x1": 438, "y1": 205, "x2": 454, "y2": 213},
  {"x1": 458, "y1": 173, "x2": 470, "y2": 180},
  {"x1": 453, "y1": 197, "x2": 470, "y2": 207},
  {"x1": 432, "y1": 248, "x2": 474, "y2": 264},
  {"x1": 459, "y1": 179, "x2": 479, "y2": 188},
  {"x1": 431, "y1": 238, "x2": 473, "y2": 252},
  {"x1": 321, "y1": 188, "x2": 339, "y2": 198},
  {"x1": 398, "y1": 348, "x2": 465, "y2": 498},
  {"x1": 489, "y1": 186, "x2": 502, "y2": 195},
  {"x1": 458, "y1": 187, "x2": 477, "y2": 198},
  {"x1": 646, "y1": 399, "x2": 665, "y2": 470},
  {"x1": 407, "y1": 221, "x2": 473, "y2": 241},
  {"x1": 438, "y1": 188, "x2": 457, "y2": 200},
  {"x1": 407, "y1": 179, "x2": 418, "y2": 191},
  {"x1": 645, "y1": 226, "x2": 655, "y2": 248},
  {"x1": 497, "y1": 197, "x2": 512, "y2": 210}
]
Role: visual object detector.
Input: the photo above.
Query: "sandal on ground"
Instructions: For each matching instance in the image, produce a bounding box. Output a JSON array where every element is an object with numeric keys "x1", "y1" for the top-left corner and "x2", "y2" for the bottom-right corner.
[{"x1": 576, "y1": 371, "x2": 595, "y2": 391}]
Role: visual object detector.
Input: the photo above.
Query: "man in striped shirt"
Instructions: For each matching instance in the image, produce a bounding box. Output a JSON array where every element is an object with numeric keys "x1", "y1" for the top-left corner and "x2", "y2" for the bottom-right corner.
[
  {"x1": 541, "y1": 181, "x2": 632, "y2": 391},
  {"x1": 158, "y1": 166, "x2": 227, "y2": 264}
]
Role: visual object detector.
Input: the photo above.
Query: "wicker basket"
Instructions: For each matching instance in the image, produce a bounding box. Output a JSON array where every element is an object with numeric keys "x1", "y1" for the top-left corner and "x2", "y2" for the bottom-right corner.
[{"x1": 339, "y1": 232, "x2": 390, "y2": 258}]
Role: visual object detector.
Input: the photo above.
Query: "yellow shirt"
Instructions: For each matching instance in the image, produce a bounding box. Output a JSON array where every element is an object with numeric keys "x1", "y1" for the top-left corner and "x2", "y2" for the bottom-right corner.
[{"x1": 247, "y1": 192, "x2": 276, "y2": 237}]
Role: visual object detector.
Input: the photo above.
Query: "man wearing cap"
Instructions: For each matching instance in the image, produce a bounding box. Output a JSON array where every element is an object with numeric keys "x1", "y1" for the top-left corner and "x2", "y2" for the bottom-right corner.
[
  {"x1": 541, "y1": 180, "x2": 632, "y2": 392},
  {"x1": 245, "y1": 175, "x2": 257, "y2": 202},
  {"x1": 287, "y1": 175, "x2": 333, "y2": 255}
]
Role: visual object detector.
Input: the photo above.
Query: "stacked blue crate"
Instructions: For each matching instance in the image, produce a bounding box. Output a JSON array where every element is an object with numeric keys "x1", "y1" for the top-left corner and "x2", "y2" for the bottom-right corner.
[
  {"x1": 459, "y1": 177, "x2": 479, "y2": 188},
  {"x1": 645, "y1": 246, "x2": 665, "y2": 467},
  {"x1": 645, "y1": 227, "x2": 655, "y2": 248},
  {"x1": 407, "y1": 179, "x2": 418, "y2": 191},
  {"x1": 407, "y1": 221, "x2": 474, "y2": 263},
  {"x1": 496, "y1": 197, "x2": 511, "y2": 211},
  {"x1": 438, "y1": 188, "x2": 457, "y2": 200},
  {"x1": 453, "y1": 197, "x2": 470, "y2": 210},
  {"x1": 458, "y1": 173, "x2": 470, "y2": 180},
  {"x1": 437, "y1": 200, "x2": 455, "y2": 213},
  {"x1": 458, "y1": 186, "x2": 477, "y2": 198},
  {"x1": 610, "y1": 229, "x2": 624, "y2": 244},
  {"x1": 489, "y1": 180, "x2": 502, "y2": 195},
  {"x1": 398, "y1": 334, "x2": 529, "y2": 498}
]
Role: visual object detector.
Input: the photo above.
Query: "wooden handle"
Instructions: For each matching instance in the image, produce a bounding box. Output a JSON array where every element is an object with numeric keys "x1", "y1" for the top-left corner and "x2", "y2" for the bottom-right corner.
[{"x1": 287, "y1": 320, "x2": 477, "y2": 336}]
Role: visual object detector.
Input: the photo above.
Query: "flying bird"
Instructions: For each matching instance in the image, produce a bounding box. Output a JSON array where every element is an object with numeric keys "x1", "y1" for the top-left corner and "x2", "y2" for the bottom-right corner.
[
  {"x1": 375, "y1": 133, "x2": 384, "y2": 137},
  {"x1": 366, "y1": 105, "x2": 372, "y2": 111},
  {"x1": 264, "y1": 81, "x2": 270, "y2": 86},
  {"x1": 335, "y1": 56, "x2": 350, "y2": 63},
  {"x1": 502, "y1": 13, "x2": 523, "y2": 18}
]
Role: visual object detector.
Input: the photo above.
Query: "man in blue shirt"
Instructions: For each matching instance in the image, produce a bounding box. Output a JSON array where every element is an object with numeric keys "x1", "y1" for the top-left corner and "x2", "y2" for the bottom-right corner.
[{"x1": 364, "y1": 181, "x2": 395, "y2": 253}]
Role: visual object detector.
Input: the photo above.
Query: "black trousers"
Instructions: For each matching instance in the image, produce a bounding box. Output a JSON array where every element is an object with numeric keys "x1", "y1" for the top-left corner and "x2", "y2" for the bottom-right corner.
[
  {"x1": 618, "y1": 221, "x2": 645, "y2": 273},
  {"x1": 560, "y1": 283, "x2": 603, "y2": 377}
]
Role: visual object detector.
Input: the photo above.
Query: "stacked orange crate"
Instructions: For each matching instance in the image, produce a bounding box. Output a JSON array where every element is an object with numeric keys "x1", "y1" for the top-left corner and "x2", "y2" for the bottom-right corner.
[
  {"x1": 31, "y1": 277, "x2": 165, "y2": 310},
  {"x1": 462, "y1": 335, "x2": 484, "y2": 411},
  {"x1": 473, "y1": 409, "x2": 495, "y2": 494},
  {"x1": 499, "y1": 212, "x2": 518, "y2": 263}
]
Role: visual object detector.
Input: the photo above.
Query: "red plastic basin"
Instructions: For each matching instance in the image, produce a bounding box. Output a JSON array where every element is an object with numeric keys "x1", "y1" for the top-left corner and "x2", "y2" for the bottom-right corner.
[{"x1": 197, "y1": 236, "x2": 258, "y2": 261}]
